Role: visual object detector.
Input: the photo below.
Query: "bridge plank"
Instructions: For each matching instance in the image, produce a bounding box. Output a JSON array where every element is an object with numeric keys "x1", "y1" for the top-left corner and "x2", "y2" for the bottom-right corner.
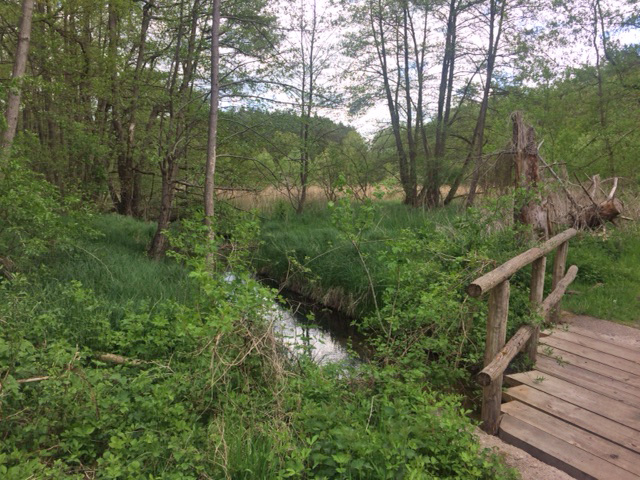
[
  {"x1": 543, "y1": 329, "x2": 640, "y2": 364},
  {"x1": 503, "y1": 385, "x2": 640, "y2": 454},
  {"x1": 502, "y1": 401, "x2": 640, "y2": 476},
  {"x1": 561, "y1": 324, "x2": 640, "y2": 351},
  {"x1": 505, "y1": 371, "x2": 640, "y2": 431},
  {"x1": 499, "y1": 414, "x2": 640, "y2": 480},
  {"x1": 537, "y1": 346, "x2": 640, "y2": 388},
  {"x1": 536, "y1": 355, "x2": 640, "y2": 406},
  {"x1": 540, "y1": 336, "x2": 640, "y2": 376}
]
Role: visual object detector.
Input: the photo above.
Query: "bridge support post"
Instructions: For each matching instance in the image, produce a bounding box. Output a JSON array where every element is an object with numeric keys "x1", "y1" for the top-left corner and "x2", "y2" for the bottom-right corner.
[
  {"x1": 481, "y1": 279, "x2": 510, "y2": 434},
  {"x1": 551, "y1": 241, "x2": 569, "y2": 323},
  {"x1": 526, "y1": 256, "x2": 546, "y2": 363}
]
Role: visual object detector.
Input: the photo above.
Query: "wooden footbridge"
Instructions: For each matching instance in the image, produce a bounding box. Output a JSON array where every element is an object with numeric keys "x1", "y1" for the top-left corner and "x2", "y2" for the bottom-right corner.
[{"x1": 469, "y1": 228, "x2": 640, "y2": 479}]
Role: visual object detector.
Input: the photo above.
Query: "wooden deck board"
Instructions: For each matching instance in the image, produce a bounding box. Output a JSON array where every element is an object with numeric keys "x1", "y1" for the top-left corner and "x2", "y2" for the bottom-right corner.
[
  {"x1": 536, "y1": 345, "x2": 640, "y2": 388},
  {"x1": 558, "y1": 324, "x2": 640, "y2": 351},
  {"x1": 536, "y1": 354, "x2": 640, "y2": 406},
  {"x1": 505, "y1": 370, "x2": 640, "y2": 431},
  {"x1": 540, "y1": 336, "x2": 640, "y2": 376},
  {"x1": 499, "y1": 415, "x2": 640, "y2": 480},
  {"x1": 498, "y1": 322, "x2": 640, "y2": 479},
  {"x1": 502, "y1": 401, "x2": 640, "y2": 476},
  {"x1": 542, "y1": 329, "x2": 640, "y2": 364}
]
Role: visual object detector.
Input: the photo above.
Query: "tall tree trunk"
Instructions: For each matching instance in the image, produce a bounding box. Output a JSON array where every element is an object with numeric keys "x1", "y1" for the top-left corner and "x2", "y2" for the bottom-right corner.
[
  {"x1": 148, "y1": 0, "x2": 202, "y2": 258},
  {"x1": 592, "y1": 0, "x2": 615, "y2": 175},
  {"x1": 369, "y1": 0, "x2": 414, "y2": 206},
  {"x1": 2, "y1": 0, "x2": 35, "y2": 158},
  {"x1": 204, "y1": 0, "x2": 221, "y2": 227},
  {"x1": 426, "y1": 0, "x2": 457, "y2": 206},
  {"x1": 444, "y1": 0, "x2": 505, "y2": 206}
]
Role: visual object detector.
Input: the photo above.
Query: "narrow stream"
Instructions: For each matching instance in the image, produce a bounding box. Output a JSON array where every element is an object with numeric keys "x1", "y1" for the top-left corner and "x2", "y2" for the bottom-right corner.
[
  {"x1": 227, "y1": 273, "x2": 366, "y2": 365},
  {"x1": 267, "y1": 294, "x2": 367, "y2": 365}
]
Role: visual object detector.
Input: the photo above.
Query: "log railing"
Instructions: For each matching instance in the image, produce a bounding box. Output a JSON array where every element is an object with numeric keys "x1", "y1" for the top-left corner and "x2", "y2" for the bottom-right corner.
[{"x1": 468, "y1": 228, "x2": 579, "y2": 434}]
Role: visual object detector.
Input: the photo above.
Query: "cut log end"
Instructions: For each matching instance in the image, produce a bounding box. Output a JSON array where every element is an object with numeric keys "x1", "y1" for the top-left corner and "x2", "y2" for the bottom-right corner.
[{"x1": 467, "y1": 283, "x2": 483, "y2": 298}]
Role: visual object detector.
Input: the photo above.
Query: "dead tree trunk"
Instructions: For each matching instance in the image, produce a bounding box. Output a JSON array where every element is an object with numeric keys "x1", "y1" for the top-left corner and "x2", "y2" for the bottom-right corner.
[
  {"x1": 574, "y1": 177, "x2": 622, "y2": 228},
  {"x1": 512, "y1": 112, "x2": 550, "y2": 239}
]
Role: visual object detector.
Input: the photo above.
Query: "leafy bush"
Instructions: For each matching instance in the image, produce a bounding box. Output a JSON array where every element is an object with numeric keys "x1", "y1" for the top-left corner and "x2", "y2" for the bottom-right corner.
[
  {"x1": 0, "y1": 157, "x2": 91, "y2": 271},
  {"x1": 284, "y1": 365, "x2": 518, "y2": 479}
]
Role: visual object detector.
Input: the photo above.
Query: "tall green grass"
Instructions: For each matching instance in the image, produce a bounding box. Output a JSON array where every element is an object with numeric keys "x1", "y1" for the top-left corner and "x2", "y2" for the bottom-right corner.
[
  {"x1": 256, "y1": 202, "x2": 464, "y2": 315},
  {"x1": 564, "y1": 225, "x2": 640, "y2": 324},
  {"x1": 39, "y1": 214, "x2": 197, "y2": 308},
  {"x1": 259, "y1": 201, "x2": 640, "y2": 325}
]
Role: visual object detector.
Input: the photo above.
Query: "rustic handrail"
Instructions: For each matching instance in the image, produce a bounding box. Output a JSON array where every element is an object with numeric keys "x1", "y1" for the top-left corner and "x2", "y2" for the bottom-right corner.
[
  {"x1": 467, "y1": 228, "x2": 577, "y2": 298},
  {"x1": 469, "y1": 228, "x2": 579, "y2": 435}
]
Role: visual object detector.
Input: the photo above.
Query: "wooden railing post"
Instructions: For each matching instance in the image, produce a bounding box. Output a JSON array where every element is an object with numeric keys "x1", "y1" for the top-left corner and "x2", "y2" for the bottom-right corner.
[
  {"x1": 481, "y1": 279, "x2": 510, "y2": 434},
  {"x1": 551, "y1": 241, "x2": 569, "y2": 323},
  {"x1": 526, "y1": 256, "x2": 546, "y2": 363}
]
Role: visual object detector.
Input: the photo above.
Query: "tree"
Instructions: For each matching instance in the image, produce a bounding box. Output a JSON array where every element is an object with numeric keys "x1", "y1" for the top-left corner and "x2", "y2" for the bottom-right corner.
[
  {"x1": 445, "y1": 0, "x2": 507, "y2": 206},
  {"x1": 2, "y1": 0, "x2": 34, "y2": 158},
  {"x1": 204, "y1": 0, "x2": 221, "y2": 232}
]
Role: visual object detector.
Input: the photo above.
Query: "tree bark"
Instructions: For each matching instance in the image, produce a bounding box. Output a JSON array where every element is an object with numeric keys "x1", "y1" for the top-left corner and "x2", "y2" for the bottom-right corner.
[
  {"x1": 511, "y1": 112, "x2": 550, "y2": 239},
  {"x1": 2, "y1": 0, "x2": 35, "y2": 158},
  {"x1": 204, "y1": 0, "x2": 221, "y2": 227}
]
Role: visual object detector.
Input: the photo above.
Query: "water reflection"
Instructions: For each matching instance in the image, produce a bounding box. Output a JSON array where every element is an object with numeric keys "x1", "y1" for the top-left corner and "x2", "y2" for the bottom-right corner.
[
  {"x1": 267, "y1": 304, "x2": 359, "y2": 365},
  {"x1": 225, "y1": 273, "x2": 364, "y2": 365}
]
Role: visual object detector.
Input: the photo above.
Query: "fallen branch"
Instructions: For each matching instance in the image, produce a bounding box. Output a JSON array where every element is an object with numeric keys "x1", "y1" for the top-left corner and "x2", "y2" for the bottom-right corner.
[
  {"x1": 96, "y1": 353, "x2": 144, "y2": 366},
  {"x1": 17, "y1": 376, "x2": 51, "y2": 384}
]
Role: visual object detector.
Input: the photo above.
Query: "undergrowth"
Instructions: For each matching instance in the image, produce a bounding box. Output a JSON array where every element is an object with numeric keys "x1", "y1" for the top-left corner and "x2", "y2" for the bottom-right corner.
[{"x1": 0, "y1": 165, "x2": 518, "y2": 479}]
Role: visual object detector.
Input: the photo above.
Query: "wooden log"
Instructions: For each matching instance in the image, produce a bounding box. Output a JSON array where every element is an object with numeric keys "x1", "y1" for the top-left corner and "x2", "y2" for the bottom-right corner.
[
  {"x1": 96, "y1": 353, "x2": 143, "y2": 366},
  {"x1": 577, "y1": 197, "x2": 623, "y2": 228},
  {"x1": 548, "y1": 241, "x2": 573, "y2": 323},
  {"x1": 478, "y1": 325, "x2": 534, "y2": 386},
  {"x1": 481, "y1": 280, "x2": 510, "y2": 434},
  {"x1": 526, "y1": 256, "x2": 546, "y2": 362},
  {"x1": 468, "y1": 229, "x2": 577, "y2": 297},
  {"x1": 540, "y1": 262, "x2": 578, "y2": 323}
]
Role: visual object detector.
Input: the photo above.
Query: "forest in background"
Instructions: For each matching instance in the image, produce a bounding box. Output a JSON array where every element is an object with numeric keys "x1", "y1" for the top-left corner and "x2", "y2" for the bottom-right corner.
[{"x1": 1, "y1": 0, "x2": 639, "y2": 478}]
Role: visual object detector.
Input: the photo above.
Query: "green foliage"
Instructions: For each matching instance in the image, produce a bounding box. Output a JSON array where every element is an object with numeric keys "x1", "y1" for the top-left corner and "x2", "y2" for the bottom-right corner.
[
  {"x1": 0, "y1": 158, "x2": 90, "y2": 269},
  {"x1": 258, "y1": 199, "x2": 537, "y2": 388},
  {"x1": 563, "y1": 225, "x2": 640, "y2": 323},
  {"x1": 0, "y1": 212, "x2": 520, "y2": 478},
  {"x1": 0, "y1": 213, "x2": 290, "y2": 478},
  {"x1": 285, "y1": 366, "x2": 518, "y2": 479}
]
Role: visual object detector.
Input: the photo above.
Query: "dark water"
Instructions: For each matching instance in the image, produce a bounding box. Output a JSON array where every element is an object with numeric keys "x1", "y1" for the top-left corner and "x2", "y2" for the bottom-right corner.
[
  {"x1": 226, "y1": 273, "x2": 366, "y2": 365},
  {"x1": 268, "y1": 293, "x2": 368, "y2": 365}
]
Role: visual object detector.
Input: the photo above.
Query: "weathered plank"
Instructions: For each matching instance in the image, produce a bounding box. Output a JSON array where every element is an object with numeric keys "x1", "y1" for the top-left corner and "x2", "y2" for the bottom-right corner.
[
  {"x1": 503, "y1": 386, "x2": 640, "y2": 454},
  {"x1": 536, "y1": 355, "x2": 640, "y2": 406},
  {"x1": 502, "y1": 401, "x2": 640, "y2": 476},
  {"x1": 506, "y1": 371, "x2": 640, "y2": 431},
  {"x1": 560, "y1": 324, "x2": 640, "y2": 351},
  {"x1": 545, "y1": 328, "x2": 640, "y2": 364},
  {"x1": 537, "y1": 346, "x2": 640, "y2": 388},
  {"x1": 540, "y1": 336, "x2": 640, "y2": 376},
  {"x1": 499, "y1": 414, "x2": 639, "y2": 480}
]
